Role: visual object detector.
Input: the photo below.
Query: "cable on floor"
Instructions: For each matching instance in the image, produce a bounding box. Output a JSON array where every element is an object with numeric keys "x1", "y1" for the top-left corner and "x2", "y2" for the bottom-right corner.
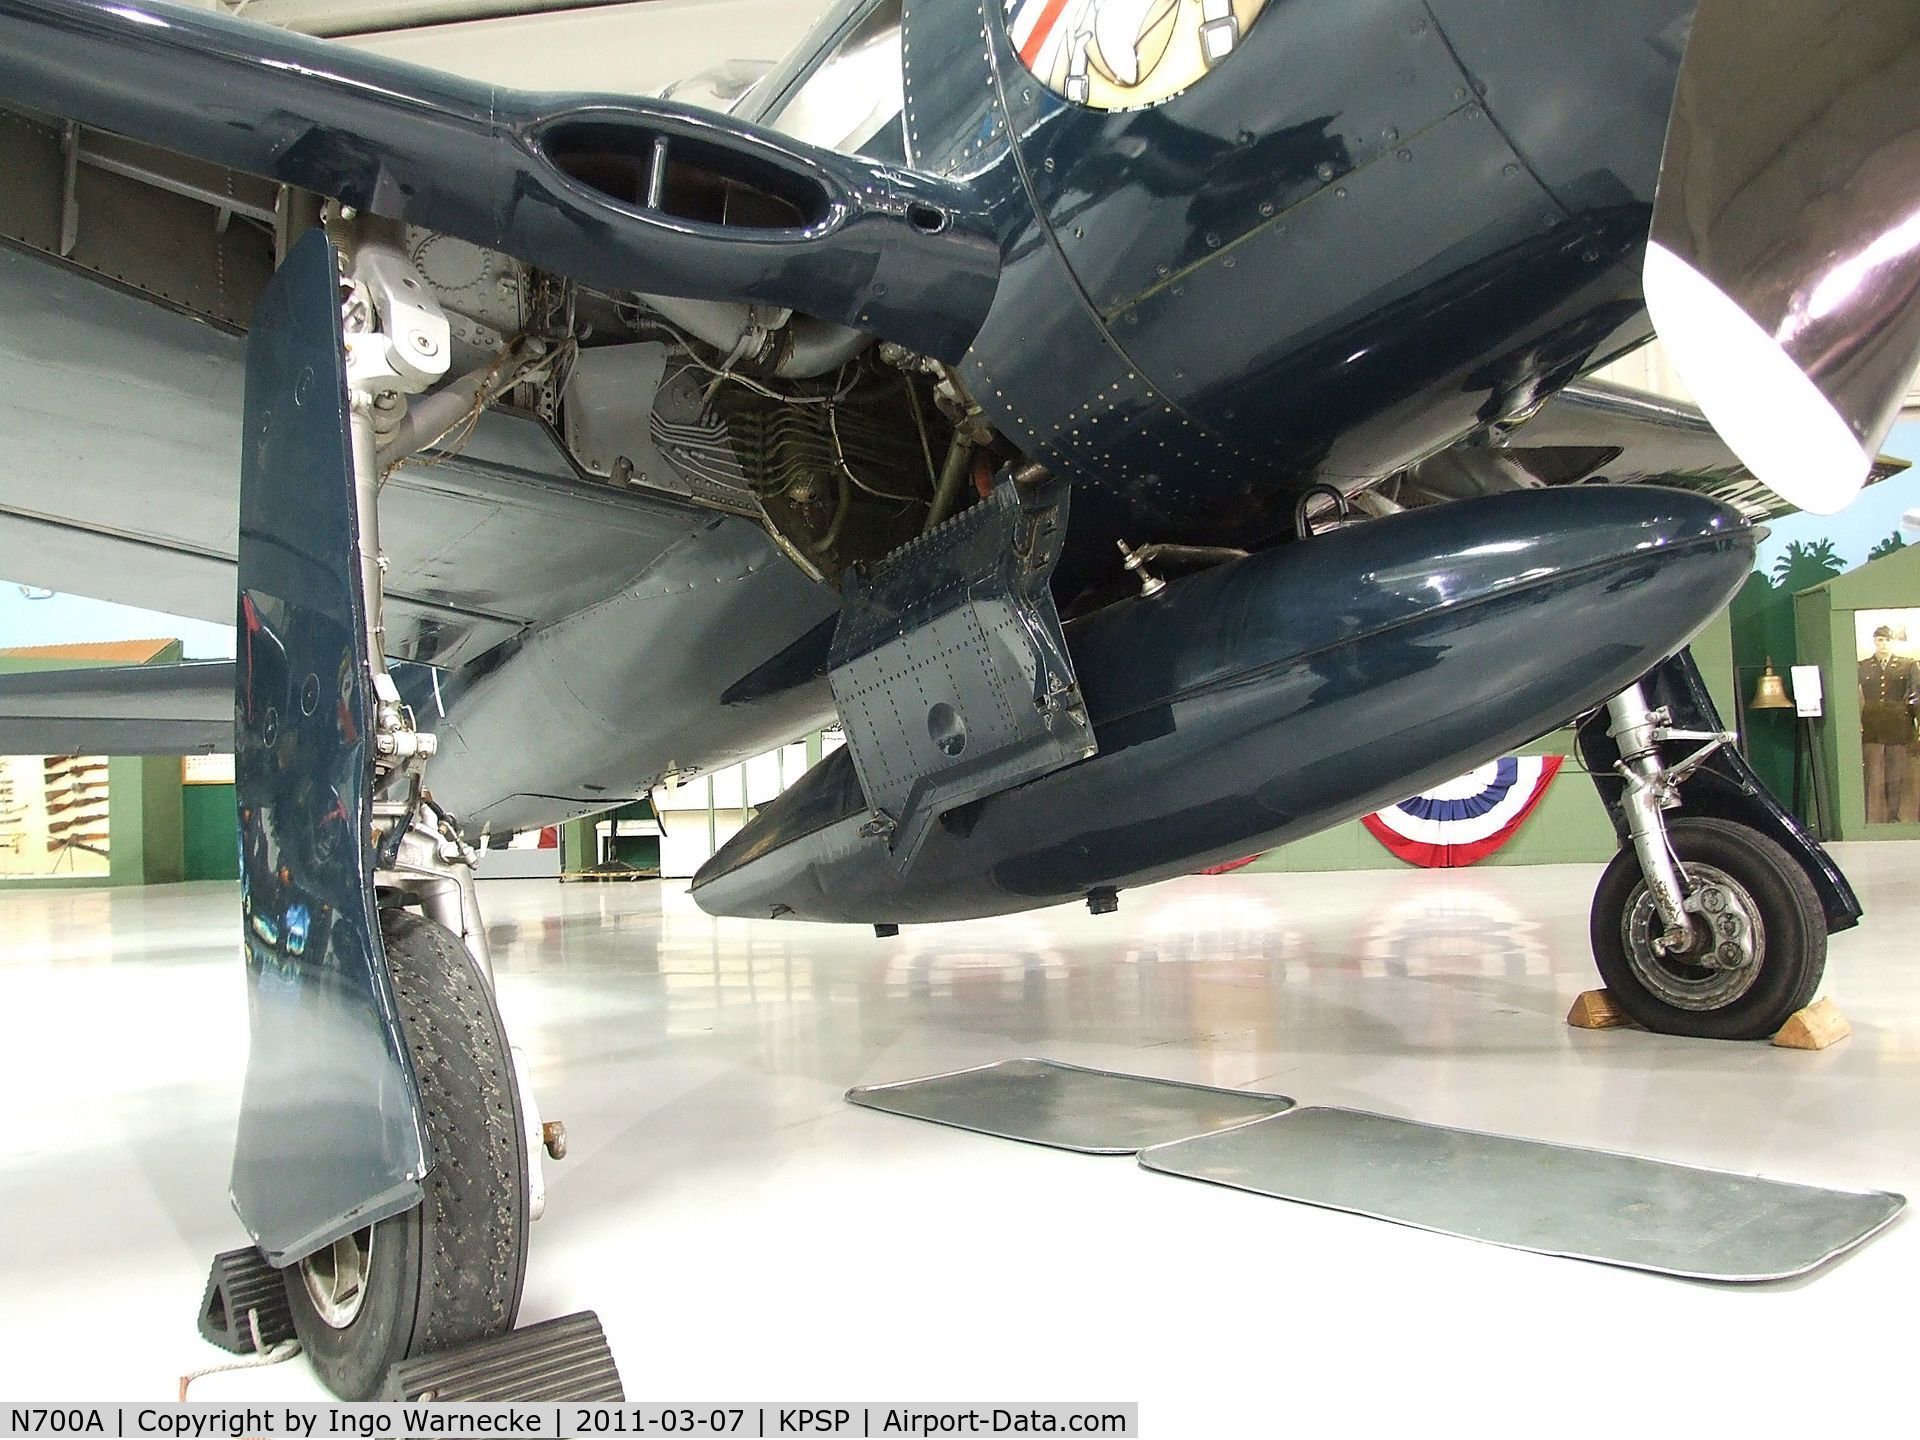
[{"x1": 178, "y1": 1308, "x2": 301, "y2": 1400}]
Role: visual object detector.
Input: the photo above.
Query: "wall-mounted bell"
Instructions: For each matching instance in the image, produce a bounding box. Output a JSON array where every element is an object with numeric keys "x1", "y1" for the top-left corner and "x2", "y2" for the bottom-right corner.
[{"x1": 1750, "y1": 658, "x2": 1793, "y2": 711}]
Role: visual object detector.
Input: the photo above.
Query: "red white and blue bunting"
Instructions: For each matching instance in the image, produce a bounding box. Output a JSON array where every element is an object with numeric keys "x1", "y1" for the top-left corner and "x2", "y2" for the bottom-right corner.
[{"x1": 1361, "y1": 756, "x2": 1565, "y2": 868}]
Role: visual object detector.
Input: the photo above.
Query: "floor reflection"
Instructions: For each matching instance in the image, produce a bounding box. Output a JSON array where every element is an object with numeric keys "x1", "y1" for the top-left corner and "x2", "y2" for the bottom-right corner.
[
  {"x1": 2, "y1": 847, "x2": 1918, "y2": 1404},
  {"x1": 1353, "y1": 876, "x2": 1552, "y2": 979}
]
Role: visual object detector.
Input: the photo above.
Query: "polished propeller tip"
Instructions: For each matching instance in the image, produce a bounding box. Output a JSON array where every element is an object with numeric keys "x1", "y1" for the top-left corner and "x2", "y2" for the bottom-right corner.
[
  {"x1": 1644, "y1": 0, "x2": 1920, "y2": 519},
  {"x1": 1643, "y1": 242, "x2": 1871, "y2": 518}
]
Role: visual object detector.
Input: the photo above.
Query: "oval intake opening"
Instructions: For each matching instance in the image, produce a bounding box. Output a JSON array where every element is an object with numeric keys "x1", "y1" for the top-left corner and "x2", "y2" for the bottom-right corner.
[{"x1": 540, "y1": 118, "x2": 833, "y2": 230}]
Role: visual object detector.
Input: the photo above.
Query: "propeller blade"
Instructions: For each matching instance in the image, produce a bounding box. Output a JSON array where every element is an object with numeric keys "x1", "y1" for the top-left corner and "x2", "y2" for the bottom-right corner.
[{"x1": 1646, "y1": 0, "x2": 1920, "y2": 515}]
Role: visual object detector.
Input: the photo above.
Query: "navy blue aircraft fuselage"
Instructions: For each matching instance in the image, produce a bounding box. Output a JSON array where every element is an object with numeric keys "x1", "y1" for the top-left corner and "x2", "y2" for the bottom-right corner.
[
  {"x1": 0, "y1": 0, "x2": 1905, "y2": 918},
  {"x1": 3, "y1": 0, "x2": 1917, "y2": 1394}
]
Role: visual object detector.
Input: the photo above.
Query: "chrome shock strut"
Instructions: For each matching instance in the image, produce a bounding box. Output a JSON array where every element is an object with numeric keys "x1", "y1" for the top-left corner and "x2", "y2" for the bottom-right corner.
[
  {"x1": 338, "y1": 217, "x2": 446, "y2": 779},
  {"x1": 336, "y1": 219, "x2": 481, "y2": 963},
  {"x1": 336, "y1": 216, "x2": 565, "y2": 1207},
  {"x1": 1604, "y1": 681, "x2": 1737, "y2": 955}
]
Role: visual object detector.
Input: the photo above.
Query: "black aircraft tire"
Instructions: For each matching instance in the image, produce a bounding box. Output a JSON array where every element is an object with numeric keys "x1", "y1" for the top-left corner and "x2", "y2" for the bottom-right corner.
[
  {"x1": 283, "y1": 908, "x2": 529, "y2": 1399},
  {"x1": 1590, "y1": 818, "x2": 1826, "y2": 1042}
]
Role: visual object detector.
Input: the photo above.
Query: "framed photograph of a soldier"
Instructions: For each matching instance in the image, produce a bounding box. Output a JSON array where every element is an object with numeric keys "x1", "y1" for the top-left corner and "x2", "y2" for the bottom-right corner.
[{"x1": 1855, "y1": 610, "x2": 1920, "y2": 825}]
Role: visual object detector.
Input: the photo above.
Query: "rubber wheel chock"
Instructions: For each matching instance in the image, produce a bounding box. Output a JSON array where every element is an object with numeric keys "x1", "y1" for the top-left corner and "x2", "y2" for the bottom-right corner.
[
  {"x1": 381, "y1": 1311, "x2": 624, "y2": 1401},
  {"x1": 198, "y1": 1246, "x2": 295, "y2": 1355}
]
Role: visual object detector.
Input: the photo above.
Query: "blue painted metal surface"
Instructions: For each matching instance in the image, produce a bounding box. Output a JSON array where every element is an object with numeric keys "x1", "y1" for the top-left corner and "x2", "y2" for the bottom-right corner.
[
  {"x1": 888, "y1": 0, "x2": 1694, "y2": 592},
  {"x1": 0, "y1": 0, "x2": 998, "y2": 360},
  {"x1": 0, "y1": 0, "x2": 1868, "y2": 937},
  {"x1": 828, "y1": 474, "x2": 1091, "y2": 867},
  {"x1": 232, "y1": 230, "x2": 427, "y2": 1267},
  {"x1": 4, "y1": 0, "x2": 1706, "y2": 589},
  {"x1": 693, "y1": 486, "x2": 1756, "y2": 923}
]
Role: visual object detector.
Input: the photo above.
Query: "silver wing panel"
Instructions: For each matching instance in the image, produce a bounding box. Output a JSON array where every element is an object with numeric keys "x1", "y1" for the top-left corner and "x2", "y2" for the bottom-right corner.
[
  {"x1": 0, "y1": 242, "x2": 721, "y2": 668},
  {"x1": 0, "y1": 659, "x2": 231, "y2": 755}
]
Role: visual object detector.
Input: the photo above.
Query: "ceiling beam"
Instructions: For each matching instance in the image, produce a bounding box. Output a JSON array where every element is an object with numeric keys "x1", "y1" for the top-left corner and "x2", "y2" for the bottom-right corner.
[{"x1": 219, "y1": 0, "x2": 637, "y2": 39}]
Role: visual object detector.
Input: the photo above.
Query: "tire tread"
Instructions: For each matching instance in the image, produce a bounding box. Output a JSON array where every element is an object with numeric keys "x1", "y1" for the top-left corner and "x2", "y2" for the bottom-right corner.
[
  {"x1": 1589, "y1": 817, "x2": 1827, "y2": 1041},
  {"x1": 383, "y1": 908, "x2": 528, "y2": 1356},
  {"x1": 281, "y1": 908, "x2": 527, "y2": 1397}
]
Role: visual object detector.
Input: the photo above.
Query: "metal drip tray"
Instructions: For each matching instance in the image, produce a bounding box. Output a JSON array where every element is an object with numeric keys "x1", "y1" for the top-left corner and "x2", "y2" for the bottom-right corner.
[
  {"x1": 847, "y1": 1058, "x2": 1294, "y2": 1154},
  {"x1": 1138, "y1": 1107, "x2": 1904, "y2": 1282}
]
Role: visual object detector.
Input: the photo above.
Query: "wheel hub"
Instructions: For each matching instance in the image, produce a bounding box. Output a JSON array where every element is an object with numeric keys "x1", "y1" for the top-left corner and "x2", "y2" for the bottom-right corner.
[
  {"x1": 299, "y1": 1226, "x2": 374, "y2": 1329},
  {"x1": 1624, "y1": 862, "x2": 1764, "y2": 1011}
]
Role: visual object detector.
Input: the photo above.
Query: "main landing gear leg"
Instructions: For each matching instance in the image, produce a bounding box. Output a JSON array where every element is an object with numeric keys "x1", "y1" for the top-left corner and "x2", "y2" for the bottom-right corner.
[
  {"x1": 220, "y1": 221, "x2": 604, "y2": 1398},
  {"x1": 1586, "y1": 680, "x2": 1828, "y2": 1040},
  {"x1": 295, "y1": 220, "x2": 577, "y2": 1396}
]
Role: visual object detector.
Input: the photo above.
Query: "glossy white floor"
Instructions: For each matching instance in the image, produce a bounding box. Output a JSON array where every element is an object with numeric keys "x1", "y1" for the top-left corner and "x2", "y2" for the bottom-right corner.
[{"x1": 2, "y1": 845, "x2": 1917, "y2": 1432}]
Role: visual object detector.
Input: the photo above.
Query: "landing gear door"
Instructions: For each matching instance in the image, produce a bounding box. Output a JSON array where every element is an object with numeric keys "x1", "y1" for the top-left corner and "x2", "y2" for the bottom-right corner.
[
  {"x1": 231, "y1": 230, "x2": 429, "y2": 1266},
  {"x1": 829, "y1": 475, "x2": 1096, "y2": 867}
]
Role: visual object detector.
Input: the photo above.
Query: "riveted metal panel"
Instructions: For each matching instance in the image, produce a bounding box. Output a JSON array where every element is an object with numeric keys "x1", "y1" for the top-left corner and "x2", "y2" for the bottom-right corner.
[{"x1": 828, "y1": 475, "x2": 1092, "y2": 865}]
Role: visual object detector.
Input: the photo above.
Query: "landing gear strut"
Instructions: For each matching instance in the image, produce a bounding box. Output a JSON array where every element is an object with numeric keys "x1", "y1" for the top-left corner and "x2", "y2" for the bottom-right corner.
[
  {"x1": 294, "y1": 220, "x2": 553, "y2": 1396},
  {"x1": 1586, "y1": 680, "x2": 1828, "y2": 1039},
  {"x1": 229, "y1": 220, "x2": 556, "y2": 1396}
]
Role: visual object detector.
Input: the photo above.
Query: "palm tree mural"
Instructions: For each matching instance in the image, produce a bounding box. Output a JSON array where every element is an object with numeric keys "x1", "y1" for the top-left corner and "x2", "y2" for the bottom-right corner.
[
  {"x1": 1771, "y1": 538, "x2": 1846, "y2": 594},
  {"x1": 1868, "y1": 531, "x2": 1908, "y2": 562}
]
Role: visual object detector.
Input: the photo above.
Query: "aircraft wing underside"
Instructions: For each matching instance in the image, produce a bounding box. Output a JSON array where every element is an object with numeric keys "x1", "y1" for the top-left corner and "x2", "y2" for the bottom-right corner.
[
  {"x1": 1383, "y1": 377, "x2": 1910, "y2": 523},
  {"x1": 1473, "y1": 379, "x2": 1911, "y2": 521},
  {"x1": 7, "y1": 222, "x2": 1906, "y2": 679},
  {"x1": 0, "y1": 242, "x2": 749, "y2": 671}
]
